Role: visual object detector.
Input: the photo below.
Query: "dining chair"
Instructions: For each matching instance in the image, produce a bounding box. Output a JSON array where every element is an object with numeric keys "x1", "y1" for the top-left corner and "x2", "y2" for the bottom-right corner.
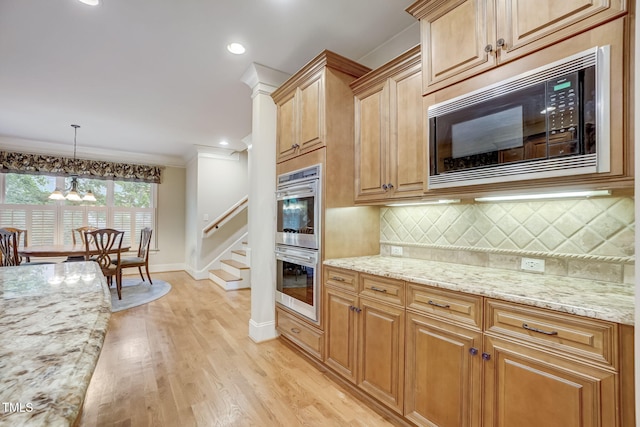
[
  {"x1": 85, "y1": 228, "x2": 124, "y2": 299},
  {"x1": 67, "y1": 226, "x2": 98, "y2": 261},
  {"x1": 3, "y1": 227, "x2": 29, "y2": 263},
  {"x1": 0, "y1": 229, "x2": 21, "y2": 266},
  {"x1": 118, "y1": 227, "x2": 153, "y2": 284}
]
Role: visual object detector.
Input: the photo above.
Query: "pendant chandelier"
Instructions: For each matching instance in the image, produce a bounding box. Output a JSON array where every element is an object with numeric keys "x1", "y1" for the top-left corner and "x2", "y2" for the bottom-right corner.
[{"x1": 49, "y1": 124, "x2": 97, "y2": 202}]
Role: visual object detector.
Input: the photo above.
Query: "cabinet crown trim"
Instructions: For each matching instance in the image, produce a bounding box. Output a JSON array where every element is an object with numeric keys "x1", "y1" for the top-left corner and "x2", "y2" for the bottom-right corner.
[
  {"x1": 350, "y1": 45, "x2": 421, "y2": 93},
  {"x1": 406, "y1": 0, "x2": 452, "y2": 19},
  {"x1": 272, "y1": 50, "x2": 371, "y2": 103}
]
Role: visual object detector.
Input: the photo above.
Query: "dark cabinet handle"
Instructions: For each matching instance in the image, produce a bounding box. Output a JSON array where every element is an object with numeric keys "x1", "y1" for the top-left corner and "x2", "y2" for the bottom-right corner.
[
  {"x1": 331, "y1": 276, "x2": 345, "y2": 282},
  {"x1": 482, "y1": 352, "x2": 491, "y2": 361},
  {"x1": 381, "y1": 184, "x2": 388, "y2": 190},
  {"x1": 370, "y1": 286, "x2": 387, "y2": 293},
  {"x1": 291, "y1": 327, "x2": 301, "y2": 334},
  {"x1": 496, "y1": 38, "x2": 505, "y2": 48},
  {"x1": 349, "y1": 305, "x2": 355, "y2": 311},
  {"x1": 387, "y1": 183, "x2": 394, "y2": 189},
  {"x1": 522, "y1": 323, "x2": 558, "y2": 336},
  {"x1": 427, "y1": 300, "x2": 451, "y2": 309},
  {"x1": 349, "y1": 305, "x2": 361, "y2": 313},
  {"x1": 484, "y1": 44, "x2": 493, "y2": 53},
  {"x1": 469, "y1": 347, "x2": 478, "y2": 356}
]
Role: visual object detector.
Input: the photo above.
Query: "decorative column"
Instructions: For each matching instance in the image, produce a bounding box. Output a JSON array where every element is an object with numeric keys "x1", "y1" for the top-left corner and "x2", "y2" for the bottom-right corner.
[{"x1": 241, "y1": 63, "x2": 289, "y2": 342}]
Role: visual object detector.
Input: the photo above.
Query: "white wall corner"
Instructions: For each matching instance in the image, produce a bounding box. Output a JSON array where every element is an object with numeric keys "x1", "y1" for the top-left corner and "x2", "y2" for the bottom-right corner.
[{"x1": 248, "y1": 318, "x2": 279, "y2": 343}]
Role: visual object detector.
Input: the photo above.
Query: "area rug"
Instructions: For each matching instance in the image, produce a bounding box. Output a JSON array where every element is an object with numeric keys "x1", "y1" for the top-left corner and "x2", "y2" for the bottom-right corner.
[{"x1": 110, "y1": 278, "x2": 172, "y2": 312}]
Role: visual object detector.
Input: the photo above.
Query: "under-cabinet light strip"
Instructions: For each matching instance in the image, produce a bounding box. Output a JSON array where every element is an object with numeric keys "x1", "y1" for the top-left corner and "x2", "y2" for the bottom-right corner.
[{"x1": 474, "y1": 190, "x2": 611, "y2": 202}]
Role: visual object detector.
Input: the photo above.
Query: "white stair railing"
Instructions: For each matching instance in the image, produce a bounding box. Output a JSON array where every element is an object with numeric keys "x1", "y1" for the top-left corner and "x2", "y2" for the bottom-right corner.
[{"x1": 202, "y1": 195, "x2": 248, "y2": 238}]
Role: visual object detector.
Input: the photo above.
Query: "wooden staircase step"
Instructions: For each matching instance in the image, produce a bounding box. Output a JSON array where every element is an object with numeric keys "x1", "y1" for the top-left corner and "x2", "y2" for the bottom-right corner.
[
  {"x1": 231, "y1": 249, "x2": 246, "y2": 257},
  {"x1": 210, "y1": 269, "x2": 241, "y2": 282},
  {"x1": 221, "y1": 259, "x2": 250, "y2": 270}
]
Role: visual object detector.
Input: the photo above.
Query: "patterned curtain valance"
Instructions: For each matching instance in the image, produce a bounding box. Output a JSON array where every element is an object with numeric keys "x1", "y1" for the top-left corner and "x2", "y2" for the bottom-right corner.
[{"x1": 0, "y1": 151, "x2": 163, "y2": 184}]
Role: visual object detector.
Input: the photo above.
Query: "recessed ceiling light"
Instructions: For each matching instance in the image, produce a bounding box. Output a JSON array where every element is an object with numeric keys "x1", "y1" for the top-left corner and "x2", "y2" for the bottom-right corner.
[
  {"x1": 219, "y1": 140, "x2": 229, "y2": 146},
  {"x1": 78, "y1": 0, "x2": 100, "y2": 5},
  {"x1": 227, "y1": 43, "x2": 246, "y2": 55}
]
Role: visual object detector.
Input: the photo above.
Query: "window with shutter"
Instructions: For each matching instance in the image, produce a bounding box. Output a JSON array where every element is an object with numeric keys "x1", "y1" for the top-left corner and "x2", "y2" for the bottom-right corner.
[{"x1": 0, "y1": 173, "x2": 156, "y2": 248}]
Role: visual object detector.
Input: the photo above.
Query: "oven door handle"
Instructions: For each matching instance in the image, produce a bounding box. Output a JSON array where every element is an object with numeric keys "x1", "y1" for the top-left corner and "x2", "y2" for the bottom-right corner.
[
  {"x1": 276, "y1": 183, "x2": 317, "y2": 199},
  {"x1": 276, "y1": 253, "x2": 317, "y2": 266}
]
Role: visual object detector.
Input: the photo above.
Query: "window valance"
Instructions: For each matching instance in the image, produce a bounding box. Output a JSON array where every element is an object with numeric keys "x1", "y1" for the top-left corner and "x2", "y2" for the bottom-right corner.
[{"x1": 0, "y1": 151, "x2": 163, "y2": 184}]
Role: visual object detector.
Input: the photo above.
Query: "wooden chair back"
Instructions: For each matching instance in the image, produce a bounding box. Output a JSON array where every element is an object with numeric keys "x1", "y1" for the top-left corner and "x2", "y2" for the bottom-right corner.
[
  {"x1": 138, "y1": 227, "x2": 152, "y2": 260},
  {"x1": 3, "y1": 227, "x2": 27, "y2": 263},
  {"x1": 85, "y1": 228, "x2": 124, "y2": 272},
  {"x1": 73, "y1": 226, "x2": 98, "y2": 245},
  {"x1": 0, "y1": 228, "x2": 21, "y2": 266}
]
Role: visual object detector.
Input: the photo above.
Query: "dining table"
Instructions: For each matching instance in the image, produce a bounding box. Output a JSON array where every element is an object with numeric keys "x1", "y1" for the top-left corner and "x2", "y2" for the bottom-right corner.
[{"x1": 19, "y1": 244, "x2": 131, "y2": 259}]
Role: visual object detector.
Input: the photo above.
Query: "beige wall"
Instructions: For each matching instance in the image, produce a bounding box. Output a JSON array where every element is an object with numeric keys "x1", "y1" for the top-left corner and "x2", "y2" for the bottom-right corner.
[{"x1": 149, "y1": 165, "x2": 186, "y2": 271}]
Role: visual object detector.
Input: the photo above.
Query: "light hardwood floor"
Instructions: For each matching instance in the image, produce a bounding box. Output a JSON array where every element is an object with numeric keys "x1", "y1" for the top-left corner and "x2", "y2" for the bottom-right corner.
[{"x1": 79, "y1": 271, "x2": 396, "y2": 427}]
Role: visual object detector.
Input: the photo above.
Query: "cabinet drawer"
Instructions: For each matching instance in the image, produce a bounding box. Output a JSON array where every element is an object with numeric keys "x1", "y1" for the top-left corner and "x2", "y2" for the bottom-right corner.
[
  {"x1": 485, "y1": 300, "x2": 618, "y2": 369},
  {"x1": 407, "y1": 284, "x2": 482, "y2": 329},
  {"x1": 276, "y1": 307, "x2": 324, "y2": 360},
  {"x1": 324, "y1": 266, "x2": 358, "y2": 292},
  {"x1": 359, "y1": 274, "x2": 404, "y2": 306}
]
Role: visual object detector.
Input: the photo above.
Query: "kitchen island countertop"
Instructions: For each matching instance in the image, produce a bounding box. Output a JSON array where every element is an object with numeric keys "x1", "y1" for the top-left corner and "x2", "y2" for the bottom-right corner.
[
  {"x1": 0, "y1": 261, "x2": 111, "y2": 426},
  {"x1": 324, "y1": 256, "x2": 634, "y2": 325}
]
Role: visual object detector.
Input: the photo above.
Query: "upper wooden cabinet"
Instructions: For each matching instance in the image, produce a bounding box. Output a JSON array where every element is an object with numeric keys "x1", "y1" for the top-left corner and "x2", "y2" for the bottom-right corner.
[
  {"x1": 272, "y1": 51, "x2": 370, "y2": 163},
  {"x1": 407, "y1": 0, "x2": 627, "y2": 94},
  {"x1": 351, "y1": 46, "x2": 426, "y2": 203}
]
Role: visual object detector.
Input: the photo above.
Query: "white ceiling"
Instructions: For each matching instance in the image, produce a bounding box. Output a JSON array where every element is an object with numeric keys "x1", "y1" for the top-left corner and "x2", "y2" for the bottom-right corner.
[{"x1": 0, "y1": 0, "x2": 418, "y2": 166}]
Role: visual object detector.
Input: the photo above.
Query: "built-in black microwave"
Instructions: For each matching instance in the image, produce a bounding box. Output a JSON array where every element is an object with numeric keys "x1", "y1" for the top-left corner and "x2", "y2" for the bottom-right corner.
[{"x1": 428, "y1": 46, "x2": 610, "y2": 189}]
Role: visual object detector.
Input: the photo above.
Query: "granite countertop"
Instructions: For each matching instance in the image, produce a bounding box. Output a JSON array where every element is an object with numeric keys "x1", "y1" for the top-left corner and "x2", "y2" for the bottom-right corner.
[
  {"x1": 324, "y1": 256, "x2": 635, "y2": 326},
  {"x1": 0, "y1": 262, "x2": 111, "y2": 427}
]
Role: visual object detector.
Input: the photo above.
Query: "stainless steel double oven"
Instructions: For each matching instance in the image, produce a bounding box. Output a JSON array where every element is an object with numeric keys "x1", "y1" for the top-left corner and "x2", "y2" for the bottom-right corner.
[{"x1": 275, "y1": 164, "x2": 321, "y2": 322}]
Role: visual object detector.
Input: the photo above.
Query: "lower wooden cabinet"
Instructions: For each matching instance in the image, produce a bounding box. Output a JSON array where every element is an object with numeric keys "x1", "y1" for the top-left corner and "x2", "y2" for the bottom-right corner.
[
  {"x1": 483, "y1": 335, "x2": 618, "y2": 427},
  {"x1": 324, "y1": 272, "x2": 405, "y2": 414},
  {"x1": 276, "y1": 306, "x2": 324, "y2": 360},
  {"x1": 316, "y1": 267, "x2": 632, "y2": 427},
  {"x1": 404, "y1": 312, "x2": 482, "y2": 427},
  {"x1": 358, "y1": 297, "x2": 405, "y2": 413},
  {"x1": 324, "y1": 286, "x2": 358, "y2": 382}
]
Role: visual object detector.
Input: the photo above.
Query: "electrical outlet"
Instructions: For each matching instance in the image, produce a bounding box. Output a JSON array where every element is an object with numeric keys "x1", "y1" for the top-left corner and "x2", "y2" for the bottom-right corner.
[
  {"x1": 521, "y1": 257, "x2": 545, "y2": 273},
  {"x1": 390, "y1": 246, "x2": 403, "y2": 256}
]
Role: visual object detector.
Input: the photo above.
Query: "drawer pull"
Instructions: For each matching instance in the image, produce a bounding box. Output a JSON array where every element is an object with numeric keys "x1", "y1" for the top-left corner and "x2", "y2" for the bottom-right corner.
[
  {"x1": 469, "y1": 347, "x2": 478, "y2": 356},
  {"x1": 428, "y1": 300, "x2": 451, "y2": 309},
  {"x1": 482, "y1": 352, "x2": 491, "y2": 361},
  {"x1": 522, "y1": 323, "x2": 558, "y2": 336},
  {"x1": 291, "y1": 327, "x2": 301, "y2": 334},
  {"x1": 331, "y1": 276, "x2": 345, "y2": 282},
  {"x1": 370, "y1": 286, "x2": 387, "y2": 293}
]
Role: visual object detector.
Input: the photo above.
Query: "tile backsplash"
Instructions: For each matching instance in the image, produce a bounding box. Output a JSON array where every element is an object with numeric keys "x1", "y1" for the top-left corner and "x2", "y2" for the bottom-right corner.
[{"x1": 380, "y1": 196, "x2": 634, "y2": 284}]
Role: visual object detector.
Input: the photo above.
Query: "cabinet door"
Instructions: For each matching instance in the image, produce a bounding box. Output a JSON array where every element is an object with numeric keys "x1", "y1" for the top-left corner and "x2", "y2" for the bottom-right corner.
[
  {"x1": 389, "y1": 67, "x2": 425, "y2": 199},
  {"x1": 354, "y1": 85, "x2": 388, "y2": 201},
  {"x1": 324, "y1": 286, "x2": 358, "y2": 383},
  {"x1": 496, "y1": 0, "x2": 626, "y2": 63},
  {"x1": 420, "y1": 0, "x2": 496, "y2": 93},
  {"x1": 298, "y1": 73, "x2": 324, "y2": 153},
  {"x1": 357, "y1": 297, "x2": 404, "y2": 414},
  {"x1": 276, "y1": 93, "x2": 298, "y2": 162},
  {"x1": 405, "y1": 312, "x2": 482, "y2": 427},
  {"x1": 483, "y1": 335, "x2": 618, "y2": 427}
]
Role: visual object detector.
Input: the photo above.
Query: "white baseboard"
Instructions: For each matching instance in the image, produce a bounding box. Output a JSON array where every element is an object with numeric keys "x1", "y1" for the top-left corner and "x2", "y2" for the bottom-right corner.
[
  {"x1": 185, "y1": 267, "x2": 210, "y2": 280},
  {"x1": 248, "y1": 319, "x2": 278, "y2": 343},
  {"x1": 148, "y1": 263, "x2": 186, "y2": 273}
]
